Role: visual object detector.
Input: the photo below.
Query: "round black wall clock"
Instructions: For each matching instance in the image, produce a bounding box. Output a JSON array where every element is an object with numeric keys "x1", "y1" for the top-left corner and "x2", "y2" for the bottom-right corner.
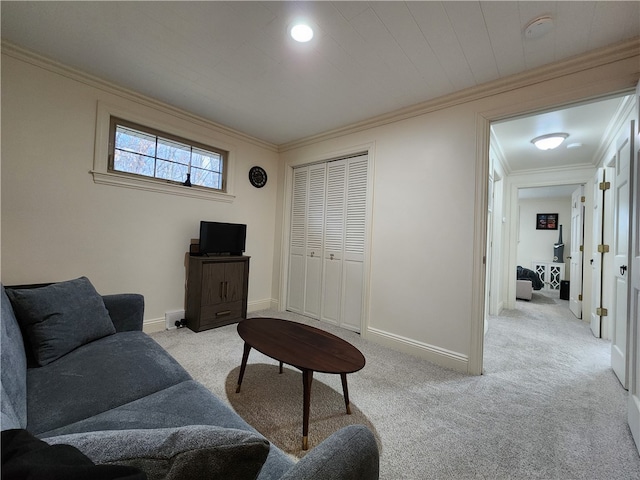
[{"x1": 249, "y1": 166, "x2": 267, "y2": 188}]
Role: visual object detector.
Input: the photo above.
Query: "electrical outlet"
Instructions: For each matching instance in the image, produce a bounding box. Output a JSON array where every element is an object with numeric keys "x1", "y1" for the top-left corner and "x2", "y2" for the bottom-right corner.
[{"x1": 165, "y1": 310, "x2": 185, "y2": 330}]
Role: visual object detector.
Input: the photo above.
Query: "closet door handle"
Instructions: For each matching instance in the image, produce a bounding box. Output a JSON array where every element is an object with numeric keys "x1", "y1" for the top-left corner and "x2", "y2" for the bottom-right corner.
[
  {"x1": 220, "y1": 282, "x2": 224, "y2": 299},
  {"x1": 620, "y1": 265, "x2": 628, "y2": 276}
]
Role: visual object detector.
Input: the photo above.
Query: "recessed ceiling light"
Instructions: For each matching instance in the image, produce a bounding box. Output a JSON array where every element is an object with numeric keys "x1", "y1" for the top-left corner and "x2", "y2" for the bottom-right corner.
[
  {"x1": 290, "y1": 23, "x2": 313, "y2": 43},
  {"x1": 531, "y1": 133, "x2": 569, "y2": 150}
]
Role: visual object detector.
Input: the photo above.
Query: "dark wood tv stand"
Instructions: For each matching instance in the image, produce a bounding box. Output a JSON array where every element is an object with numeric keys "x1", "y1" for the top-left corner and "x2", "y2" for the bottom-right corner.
[{"x1": 185, "y1": 255, "x2": 250, "y2": 332}]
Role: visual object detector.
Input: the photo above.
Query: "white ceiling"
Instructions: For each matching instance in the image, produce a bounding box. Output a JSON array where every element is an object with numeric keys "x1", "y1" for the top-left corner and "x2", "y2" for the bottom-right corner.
[
  {"x1": 493, "y1": 94, "x2": 629, "y2": 176},
  {"x1": 518, "y1": 184, "x2": 581, "y2": 200},
  {"x1": 2, "y1": 1, "x2": 639, "y2": 170}
]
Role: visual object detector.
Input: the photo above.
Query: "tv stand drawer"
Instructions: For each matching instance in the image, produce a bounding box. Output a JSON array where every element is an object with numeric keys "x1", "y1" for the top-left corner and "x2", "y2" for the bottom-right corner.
[{"x1": 200, "y1": 301, "x2": 243, "y2": 325}]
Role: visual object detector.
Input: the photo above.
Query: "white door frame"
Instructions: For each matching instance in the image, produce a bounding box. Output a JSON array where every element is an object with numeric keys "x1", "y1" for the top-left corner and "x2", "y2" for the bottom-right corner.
[{"x1": 505, "y1": 173, "x2": 594, "y2": 307}]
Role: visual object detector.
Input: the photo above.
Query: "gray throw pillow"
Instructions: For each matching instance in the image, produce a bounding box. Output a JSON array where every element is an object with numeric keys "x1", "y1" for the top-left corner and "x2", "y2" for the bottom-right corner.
[
  {"x1": 6, "y1": 277, "x2": 115, "y2": 366},
  {"x1": 45, "y1": 425, "x2": 271, "y2": 480}
]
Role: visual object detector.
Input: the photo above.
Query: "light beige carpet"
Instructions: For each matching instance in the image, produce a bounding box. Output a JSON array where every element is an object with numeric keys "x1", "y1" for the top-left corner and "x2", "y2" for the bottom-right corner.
[{"x1": 151, "y1": 304, "x2": 640, "y2": 479}]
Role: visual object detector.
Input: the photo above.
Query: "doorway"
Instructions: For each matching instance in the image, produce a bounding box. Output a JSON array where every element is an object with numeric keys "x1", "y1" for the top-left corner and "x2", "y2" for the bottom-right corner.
[{"x1": 484, "y1": 93, "x2": 634, "y2": 368}]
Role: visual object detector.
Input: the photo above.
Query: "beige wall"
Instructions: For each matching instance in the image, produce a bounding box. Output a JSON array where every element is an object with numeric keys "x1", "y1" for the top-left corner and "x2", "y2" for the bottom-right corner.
[
  {"x1": 2, "y1": 41, "x2": 638, "y2": 372},
  {"x1": 276, "y1": 45, "x2": 639, "y2": 372},
  {"x1": 517, "y1": 197, "x2": 573, "y2": 275},
  {"x1": 1, "y1": 53, "x2": 280, "y2": 329}
]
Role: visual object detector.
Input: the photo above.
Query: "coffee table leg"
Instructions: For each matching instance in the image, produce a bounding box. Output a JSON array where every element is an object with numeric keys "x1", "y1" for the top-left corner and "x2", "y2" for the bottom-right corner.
[
  {"x1": 340, "y1": 373, "x2": 352, "y2": 415},
  {"x1": 235, "y1": 343, "x2": 252, "y2": 393},
  {"x1": 302, "y1": 369, "x2": 313, "y2": 450}
]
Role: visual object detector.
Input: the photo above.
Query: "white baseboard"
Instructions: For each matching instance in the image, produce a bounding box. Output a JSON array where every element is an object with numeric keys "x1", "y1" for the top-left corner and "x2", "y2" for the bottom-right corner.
[
  {"x1": 143, "y1": 317, "x2": 165, "y2": 334},
  {"x1": 366, "y1": 327, "x2": 468, "y2": 374},
  {"x1": 247, "y1": 298, "x2": 279, "y2": 313}
]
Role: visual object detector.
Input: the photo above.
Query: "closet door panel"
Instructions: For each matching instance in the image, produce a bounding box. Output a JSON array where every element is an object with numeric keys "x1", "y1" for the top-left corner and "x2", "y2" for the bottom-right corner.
[
  {"x1": 288, "y1": 255, "x2": 305, "y2": 313},
  {"x1": 341, "y1": 156, "x2": 368, "y2": 332},
  {"x1": 342, "y1": 260, "x2": 364, "y2": 332},
  {"x1": 304, "y1": 255, "x2": 322, "y2": 317},
  {"x1": 322, "y1": 160, "x2": 346, "y2": 324},
  {"x1": 344, "y1": 157, "x2": 367, "y2": 263},
  {"x1": 287, "y1": 167, "x2": 307, "y2": 313},
  {"x1": 303, "y1": 164, "x2": 326, "y2": 318}
]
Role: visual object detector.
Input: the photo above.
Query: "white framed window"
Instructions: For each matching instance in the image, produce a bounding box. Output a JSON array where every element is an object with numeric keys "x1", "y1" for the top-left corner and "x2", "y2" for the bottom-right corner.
[
  {"x1": 109, "y1": 117, "x2": 227, "y2": 191},
  {"x1": 93, "y1": 101, "x2": 236, "y2": 202}
]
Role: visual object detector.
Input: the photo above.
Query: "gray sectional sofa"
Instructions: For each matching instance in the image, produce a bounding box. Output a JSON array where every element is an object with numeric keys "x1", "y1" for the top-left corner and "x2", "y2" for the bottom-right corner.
[{"x1": 0, "y1": 277, "x2": 379, "y2": 479}]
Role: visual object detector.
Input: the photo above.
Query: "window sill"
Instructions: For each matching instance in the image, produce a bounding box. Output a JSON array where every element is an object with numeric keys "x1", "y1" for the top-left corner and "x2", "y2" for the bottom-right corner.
[{"x1": 91, "y1": 170, "x2": 235, "y2": 203}]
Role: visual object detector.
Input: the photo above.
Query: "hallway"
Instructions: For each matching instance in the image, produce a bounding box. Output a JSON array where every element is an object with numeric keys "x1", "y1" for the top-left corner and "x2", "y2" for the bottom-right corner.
[{"x1": 483, "y1": 291, "x2": 640, "y2": 477}]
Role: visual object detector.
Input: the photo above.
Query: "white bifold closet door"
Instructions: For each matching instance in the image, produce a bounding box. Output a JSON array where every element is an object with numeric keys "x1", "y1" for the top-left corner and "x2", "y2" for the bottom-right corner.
[{"x1": 287, "y1": 154, "x2": 367, "y2": 332}]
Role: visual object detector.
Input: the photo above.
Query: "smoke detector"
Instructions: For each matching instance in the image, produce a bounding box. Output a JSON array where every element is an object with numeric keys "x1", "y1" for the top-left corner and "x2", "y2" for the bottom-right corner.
[{"x1": 524, "y1": 16, "x2": 554, "y2": 39}]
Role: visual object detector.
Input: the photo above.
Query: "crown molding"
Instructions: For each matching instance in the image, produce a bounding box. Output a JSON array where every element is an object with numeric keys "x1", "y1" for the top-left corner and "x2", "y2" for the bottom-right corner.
[
  {"x1": 4, "y1": 36, "x2": 638, "y2": 156},
  {"x1": 1, "y1": 41, "x2": 279, "y2": 153},
  {"x1": 279, "y1": 37, "x2": 640, "y2": 153}
]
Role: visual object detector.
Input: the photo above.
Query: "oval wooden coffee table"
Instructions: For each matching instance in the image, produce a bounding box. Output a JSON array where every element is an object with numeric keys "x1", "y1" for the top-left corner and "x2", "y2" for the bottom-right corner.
[{"x1": 235, "y1": 318, "x2": 365, "y2": 450}]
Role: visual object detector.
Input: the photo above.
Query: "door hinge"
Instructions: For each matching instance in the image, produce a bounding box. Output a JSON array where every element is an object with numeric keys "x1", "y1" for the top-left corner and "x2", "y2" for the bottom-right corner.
[
  {"x1": 581, "y1": 196, "x2": 586, "y2": 202},
  {"x1": 579, "y1": 245, "x2": 584, "y2": 252},
  {"x1": 578, "y1": 294, "x2": 583, "y2": 301},
  {"x1": 596, "y1": 307, "x2": 608, "y2": 316},
  {"x1": 599, "y1": 181, "x2": 611, "y2": 190},
  {"x1": 597, "y1": 244, "x2": 610, "y2": 253}
]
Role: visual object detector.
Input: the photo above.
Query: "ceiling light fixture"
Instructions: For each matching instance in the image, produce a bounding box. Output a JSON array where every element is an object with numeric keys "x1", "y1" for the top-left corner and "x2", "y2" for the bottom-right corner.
[
  {"x1": 290, "y1": 23, "x2": 313, "y2": 43},
  {"x1": 524, "y1": 16, "x2": 554, "y2": 39},
  {"x1": 531, "y1": 133, "x2": 569, "y2": 150}
]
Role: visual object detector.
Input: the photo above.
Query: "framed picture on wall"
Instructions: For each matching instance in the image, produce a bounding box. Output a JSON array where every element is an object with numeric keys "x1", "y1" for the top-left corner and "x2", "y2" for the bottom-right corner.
[{"x1": 536, "y1": 213, "x2": 558, "y2": 230}]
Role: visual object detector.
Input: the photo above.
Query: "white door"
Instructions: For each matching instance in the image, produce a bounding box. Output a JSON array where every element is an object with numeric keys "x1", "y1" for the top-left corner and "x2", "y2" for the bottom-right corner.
[
  {"x1": 341, "y1": 156, "x2": 368, "y2": 332},
  {"x1": 321, "y1": 160, "x2": 346, "y2": 325},
  {"x1": 288, "y1": 155, "x2": 368, "y2": 332},
  {"x1": 303, "y1": 164, "x2": 326, "y2": 318},
  {"x1": 627, "y1": 82, "x2": 640, "y2": 453},
  {"x1": 569, "y1": 186, "x2": 584, "y2": 318},
  {"x1": 611, "y1": 120, "x2": 634, "y2": 389},
  {"x1": 287, "y1": 168, "x2": 308, "y2": 313}
]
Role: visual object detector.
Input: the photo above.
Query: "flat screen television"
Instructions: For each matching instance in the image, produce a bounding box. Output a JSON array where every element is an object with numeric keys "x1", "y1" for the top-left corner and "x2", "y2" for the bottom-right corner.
[{"x1": 198, "y1": 221, "x2": 246, "y2": 256}]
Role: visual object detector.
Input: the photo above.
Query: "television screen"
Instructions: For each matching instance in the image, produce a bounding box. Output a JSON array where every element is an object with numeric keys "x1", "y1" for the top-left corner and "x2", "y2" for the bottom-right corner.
[{"x1": 199, "y1": 221, "x2": 246, "y2": 256}]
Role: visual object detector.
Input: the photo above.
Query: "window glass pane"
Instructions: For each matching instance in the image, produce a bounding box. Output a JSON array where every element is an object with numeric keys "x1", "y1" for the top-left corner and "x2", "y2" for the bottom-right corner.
[
  {"x1": 156, "y1": 159, "x2": 189, "y2": 183},
  {"x1": 192, "y1": 149, "x2": 222, "y2": 172},
  {"x1": 114, "y1": 150, "x2": 155, "y2": 177},
  {"x1": 193, "y1": 167, "x2": 221, "y2": 189},
  {"x1": 115, "y1": 126, "x2": 156, "y2": 157},
  {"x1": 157, "y1": 138, "x2": 191, "y2": 166}
]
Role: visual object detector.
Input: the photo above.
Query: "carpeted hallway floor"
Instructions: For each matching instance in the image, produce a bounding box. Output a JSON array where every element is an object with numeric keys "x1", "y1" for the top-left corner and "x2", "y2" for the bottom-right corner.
[{"x1": 151, "y1": 292, "x2": 640, "y2": 479}]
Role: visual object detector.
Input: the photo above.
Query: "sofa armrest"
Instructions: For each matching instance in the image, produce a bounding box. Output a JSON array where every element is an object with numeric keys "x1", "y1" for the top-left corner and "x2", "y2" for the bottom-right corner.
[
  {"x1": 102, "y1": 294, "x2": 144, "y2": 332},
  {"x1": 280, "y1": 425, "x2": 379, "y2": 480}
]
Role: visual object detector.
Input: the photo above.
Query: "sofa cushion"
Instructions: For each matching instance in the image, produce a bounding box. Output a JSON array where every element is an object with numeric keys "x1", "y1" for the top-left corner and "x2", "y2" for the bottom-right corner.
[
  {"x1": 46, "y1": 425, "x2": 270, "y2": 480},
  {"x1": 27, "y1": 332, "x2": 191, "y2": 435},
  {"x1": 2, "y1": 428, "x2": 146, "y2": 480},
  {"x1": 39, "y1": 380, "x2": 294, "y2": 480},
  {"x1": 6, "y1": 277, "x2": 116, "y2": 366},
  {"x1": 1, "y1": 285, "x2": 28, "y2": 430}
]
